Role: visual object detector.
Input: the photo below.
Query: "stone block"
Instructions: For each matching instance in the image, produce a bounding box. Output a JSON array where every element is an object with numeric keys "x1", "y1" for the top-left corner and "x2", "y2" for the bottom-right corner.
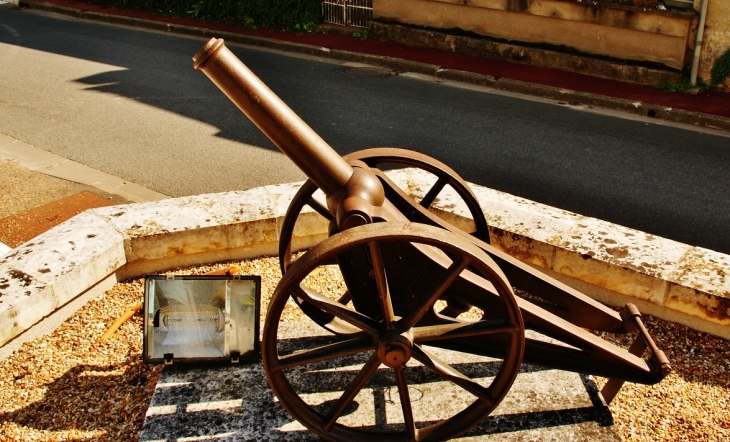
[
  {"x1": 472, "y1": 185, "x2": 582, "y2": 269},
  {"x1": 665, "y1": 247, "x2": 730, "y2": 326},
  {"x1": 0, "y1": 210, "x2": 125, "y2": 346},
  {"x1": 0, "y1": 267, "x2": 57, "y2": 347},
  {"x1": 554, "y1": 218, "x2": 691, "y2": 305},
  {"x1": 94, "y1": 189, "x2": 278, "y2": 263},
  {"x1": 264, "y1": 182, "x2": 306, "y2": 219},
  {"x1": 2, "y1": 212, "x2": 125, "y2": 305},
  {"x1": 264, "y1": 181, "x2": 329, "y2": 251}
]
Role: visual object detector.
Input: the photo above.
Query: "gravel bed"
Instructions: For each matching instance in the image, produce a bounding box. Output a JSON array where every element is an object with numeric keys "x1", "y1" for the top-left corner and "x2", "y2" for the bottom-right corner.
[{"x1": 0, "y1": 256, "x2": 728, "y2": 441}]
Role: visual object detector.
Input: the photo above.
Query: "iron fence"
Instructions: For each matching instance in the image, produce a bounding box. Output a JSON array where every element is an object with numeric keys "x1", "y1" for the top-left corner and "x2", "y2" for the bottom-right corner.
[{"x1": 322, "y1": 0, "x2": 372, "y2": 28}]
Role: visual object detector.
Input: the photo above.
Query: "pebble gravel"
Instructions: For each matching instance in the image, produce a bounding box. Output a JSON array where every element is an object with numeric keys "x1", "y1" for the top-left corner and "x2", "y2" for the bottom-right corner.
[{"x1": 0, "y1": 256, "x2": 728, "y2": 441}]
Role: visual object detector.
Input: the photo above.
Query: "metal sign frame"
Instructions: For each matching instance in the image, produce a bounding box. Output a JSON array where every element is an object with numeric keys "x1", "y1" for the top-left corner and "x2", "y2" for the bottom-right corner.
[{"x1": 142, "y1": 274, "x2": 261, "y2": 365}]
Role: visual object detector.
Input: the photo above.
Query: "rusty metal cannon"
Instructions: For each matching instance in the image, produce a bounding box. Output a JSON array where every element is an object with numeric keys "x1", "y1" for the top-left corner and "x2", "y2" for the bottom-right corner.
[{"x1": 193, "y1": 38, "x2": 670, "y2": 441}]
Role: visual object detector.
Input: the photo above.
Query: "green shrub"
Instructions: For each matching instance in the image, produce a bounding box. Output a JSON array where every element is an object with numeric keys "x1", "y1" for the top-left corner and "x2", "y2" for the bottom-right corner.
[
  {"x1": 655, "y1": 78, "x2": 709, "y2": 93},
  {"x1": 88, "y1": 0, "x2": 323, "y2": 32},
  {"x1": 710, "y1": 49, "x2": 730, "y2": 86}
]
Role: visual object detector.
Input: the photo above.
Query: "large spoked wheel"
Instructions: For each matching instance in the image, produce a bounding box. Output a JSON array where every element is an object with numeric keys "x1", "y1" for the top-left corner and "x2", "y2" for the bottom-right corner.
[
  {"x1": 279, "y1": 148, "x2": 491, "y2": 331},
  {"x1": 263, "y1": 222, "x2": 524, "y2": 442},
  {"x1": 278, "y1": 148, "x2": 491, "y2": 274}
]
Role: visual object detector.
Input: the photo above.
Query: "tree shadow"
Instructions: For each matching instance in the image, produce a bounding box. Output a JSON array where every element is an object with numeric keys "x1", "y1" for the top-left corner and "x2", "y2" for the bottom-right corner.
[
  {"x1": 2, "y1": 4, "x2": 729, "y2": 252},
  {"x1": 140, "y1": 333, "x2": 614, "y2": 441},
  {"x1": 0, "y1": 361, "x2": 160, "y2": 440}
]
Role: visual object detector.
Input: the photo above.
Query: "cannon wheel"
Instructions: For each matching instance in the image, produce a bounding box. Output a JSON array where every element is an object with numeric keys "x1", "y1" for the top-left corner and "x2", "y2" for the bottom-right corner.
[
  {"x1": 278, "y1": 148, "x2": 490, "y2": 274},
  {"x1": 263, "y1": 222, "x2": 524, "y2": 442},
  {"x1": 279, "y1": 148, "x2": 491, "y2": 331}
]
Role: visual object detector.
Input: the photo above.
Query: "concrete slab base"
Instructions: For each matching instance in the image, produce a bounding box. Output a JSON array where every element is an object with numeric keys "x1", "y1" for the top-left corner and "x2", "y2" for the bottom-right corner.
[{"x1": 140, "y1": 322, "x2": 620, "y2": 441}]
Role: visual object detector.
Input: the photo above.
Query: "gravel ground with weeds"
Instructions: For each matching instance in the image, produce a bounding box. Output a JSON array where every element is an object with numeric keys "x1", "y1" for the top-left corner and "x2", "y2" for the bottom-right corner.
[{"x1": 0, "y1": 256, "x2": 728, "y2": 441}]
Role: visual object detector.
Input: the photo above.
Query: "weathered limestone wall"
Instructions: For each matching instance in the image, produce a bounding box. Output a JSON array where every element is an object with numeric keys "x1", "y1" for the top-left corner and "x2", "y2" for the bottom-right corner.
[
  {"x1": 374, "y1": 0, "x2": 697, "y2": 70},
  {"x1": 2, "y1": 171, "x2": 728, "y2": 349},
  {"x1": 698, "y1": 0, "x2": 730, "y2": 83}
]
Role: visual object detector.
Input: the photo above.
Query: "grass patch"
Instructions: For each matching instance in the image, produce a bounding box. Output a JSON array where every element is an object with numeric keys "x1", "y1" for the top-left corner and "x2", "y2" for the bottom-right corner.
[
  {"x1": 655, "y1": 78, "x2": 709, "y2": 93},
  {"x1": 711, "y1": 49, "x2": 730, "y2": 87}
]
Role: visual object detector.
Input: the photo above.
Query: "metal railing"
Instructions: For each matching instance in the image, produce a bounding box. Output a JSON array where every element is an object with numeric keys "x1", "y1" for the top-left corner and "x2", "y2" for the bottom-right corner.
[{"x1": 322, "y1": 0, "x2": 372, "y2": 28}]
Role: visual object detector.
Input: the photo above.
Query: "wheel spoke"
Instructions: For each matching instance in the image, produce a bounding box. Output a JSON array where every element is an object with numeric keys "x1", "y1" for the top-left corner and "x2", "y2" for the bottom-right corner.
[
  {"x1": 323, "y1": 352, "x2": 382, "y2": 432},
  {"x1": 400, "y1": 255, "x2": 471, "y2": 330},
  {"x1": 413, "y1": 318, "x2": 519, "y2": 343},
  {"x1": 368, "y1": 241, "x2": 395, "y2": 328},
  {"x1": 411, "y1": 345, "x2": 494, "y2": 406},
  {"x1": 293, "y1": 286, "x2": 380, "y2": 335},
  {"x1": 306, "y1": 195, "x2": 333, "y2": 220},
  {"x1": 269, "y1": 221, "x2": 523, "y2": 441},
  {"x1": 337, "y1": 290, "x2": 352, "y2": 305},
  {"x1": 395, "y1": 366, "x2": 417, "y2": 440},
  {"x1": 271, "y1": 335, "x2": 374, "y2": 372},
  {"x1": 420, "y1": 176, "x2": 448, "y2": 209}
]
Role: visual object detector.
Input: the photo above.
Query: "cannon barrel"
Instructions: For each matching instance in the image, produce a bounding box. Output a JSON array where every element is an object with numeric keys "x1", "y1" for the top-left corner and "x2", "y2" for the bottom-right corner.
[{"x1": 193, "y1": 38, "x2": 353, "y2": 197}]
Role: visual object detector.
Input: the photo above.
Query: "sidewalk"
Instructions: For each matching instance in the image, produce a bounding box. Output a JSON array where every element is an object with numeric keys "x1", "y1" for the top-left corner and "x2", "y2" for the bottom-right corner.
[
  {"x1": 17, "y1": 0, "x2": 730, "y2": 131},
  {"x1": 0, "y1": 133, "x2": 169, "y2": 257}
]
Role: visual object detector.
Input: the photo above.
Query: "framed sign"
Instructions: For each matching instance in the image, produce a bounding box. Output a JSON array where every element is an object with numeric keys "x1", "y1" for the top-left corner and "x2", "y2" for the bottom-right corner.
[{"x1": 143, "y1": 274, "x2": 260, "y2": 364}]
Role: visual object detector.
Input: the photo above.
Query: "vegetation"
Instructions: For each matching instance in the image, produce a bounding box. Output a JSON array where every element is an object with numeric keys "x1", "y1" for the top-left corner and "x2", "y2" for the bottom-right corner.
[
  {"x1": 655, "y1": 78, "x2": 709, "y2": 93},
  {"x1": 87, "y1": 0, "x2": 323, "y2": 32},
  {"x1": 351, "y1": 29, "x2": 369, "y2": 40},
  {"x1": 710, "y1": 48, "x2": 730, "y2": 86}
]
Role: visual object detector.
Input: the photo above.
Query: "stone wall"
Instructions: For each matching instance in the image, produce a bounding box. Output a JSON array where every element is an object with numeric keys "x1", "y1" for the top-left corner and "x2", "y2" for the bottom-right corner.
[
  {"x1": 2, "y1": 171, "x2": 728, "y2": 348},
  {"x1": 373, "y1": 0, "x2": 697, "y2": 71},
  {"x1": 698, "y1": 0, "x2": 730, "y2": 83}
]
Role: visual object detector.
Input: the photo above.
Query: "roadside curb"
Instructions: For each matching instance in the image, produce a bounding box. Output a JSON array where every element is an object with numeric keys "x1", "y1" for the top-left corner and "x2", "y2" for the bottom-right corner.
[
  {"x1": 491, "y1": 79, "x2": 730, "y2": 131},
  {"x1": 0, "y1": 133, "x2": 170, "y2": 203},
  {"x1": 19, "y1": 0, "x2": 730, "y2": 132},
  {"x1": 1, "y1": 169, "x2": 728, "y2": 354}
]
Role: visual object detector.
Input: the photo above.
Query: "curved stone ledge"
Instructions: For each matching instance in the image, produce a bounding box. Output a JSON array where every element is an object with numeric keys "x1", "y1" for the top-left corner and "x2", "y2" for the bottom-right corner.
[{"x1": 0, "y1": 169, "x2": 727, "y2": 348}]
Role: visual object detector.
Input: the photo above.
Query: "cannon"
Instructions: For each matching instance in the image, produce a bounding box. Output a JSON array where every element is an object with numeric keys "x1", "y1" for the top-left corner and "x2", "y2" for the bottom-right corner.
[{"x1": 193, "y1": 38, "x2": 670, "y2": 441}]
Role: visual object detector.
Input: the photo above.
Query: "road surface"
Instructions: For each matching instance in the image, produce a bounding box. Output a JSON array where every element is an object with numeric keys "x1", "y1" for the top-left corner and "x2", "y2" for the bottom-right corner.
[{"x1": 0, "y1": 5, "x2": 728, "y2": 254}]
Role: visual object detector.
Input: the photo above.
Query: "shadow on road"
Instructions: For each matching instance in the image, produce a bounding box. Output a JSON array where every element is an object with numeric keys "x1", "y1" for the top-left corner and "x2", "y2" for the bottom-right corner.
[{"x1": 1, "y1": 4, "x2": 729, "y2": 253}]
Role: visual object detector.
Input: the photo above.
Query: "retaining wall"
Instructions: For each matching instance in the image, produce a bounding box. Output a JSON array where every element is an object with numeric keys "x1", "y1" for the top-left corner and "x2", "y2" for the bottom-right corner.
[{"x1": 0, "y1": 169, "x2": 727, "y2": 349}]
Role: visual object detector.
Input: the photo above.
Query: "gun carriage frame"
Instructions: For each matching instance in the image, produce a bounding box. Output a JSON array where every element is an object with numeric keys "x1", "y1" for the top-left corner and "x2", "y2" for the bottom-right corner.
[{"x1": 193, "y1": 38, "x2": 670, "y2": 442}]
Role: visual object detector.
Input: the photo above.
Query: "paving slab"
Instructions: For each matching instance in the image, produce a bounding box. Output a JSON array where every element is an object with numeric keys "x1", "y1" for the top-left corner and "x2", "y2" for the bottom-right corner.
[
  {"x1": 140, "y1": 322, "x2": 619, "y2": 441},
  {"x1": 0, "y1": 138, "x2": 169, "y2": 205}
]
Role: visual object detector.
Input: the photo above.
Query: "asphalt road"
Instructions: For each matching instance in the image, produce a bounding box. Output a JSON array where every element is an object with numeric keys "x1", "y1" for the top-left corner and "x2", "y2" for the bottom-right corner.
[{"x1": 0, "y1": 5, "x2": 728, "y2": 254}]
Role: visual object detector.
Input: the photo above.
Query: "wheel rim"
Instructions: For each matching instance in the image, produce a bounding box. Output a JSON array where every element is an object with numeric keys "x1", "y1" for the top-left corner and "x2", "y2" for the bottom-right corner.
[
  {"x1": 263, "y1": 223, "x2": 524, "y2": 442},
  {"x1": 278, "y1": 148, "x2": 492, "y2": 332},
  {"x1": 278, "y1": 148, "x2": 491, "y2": 274}
]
